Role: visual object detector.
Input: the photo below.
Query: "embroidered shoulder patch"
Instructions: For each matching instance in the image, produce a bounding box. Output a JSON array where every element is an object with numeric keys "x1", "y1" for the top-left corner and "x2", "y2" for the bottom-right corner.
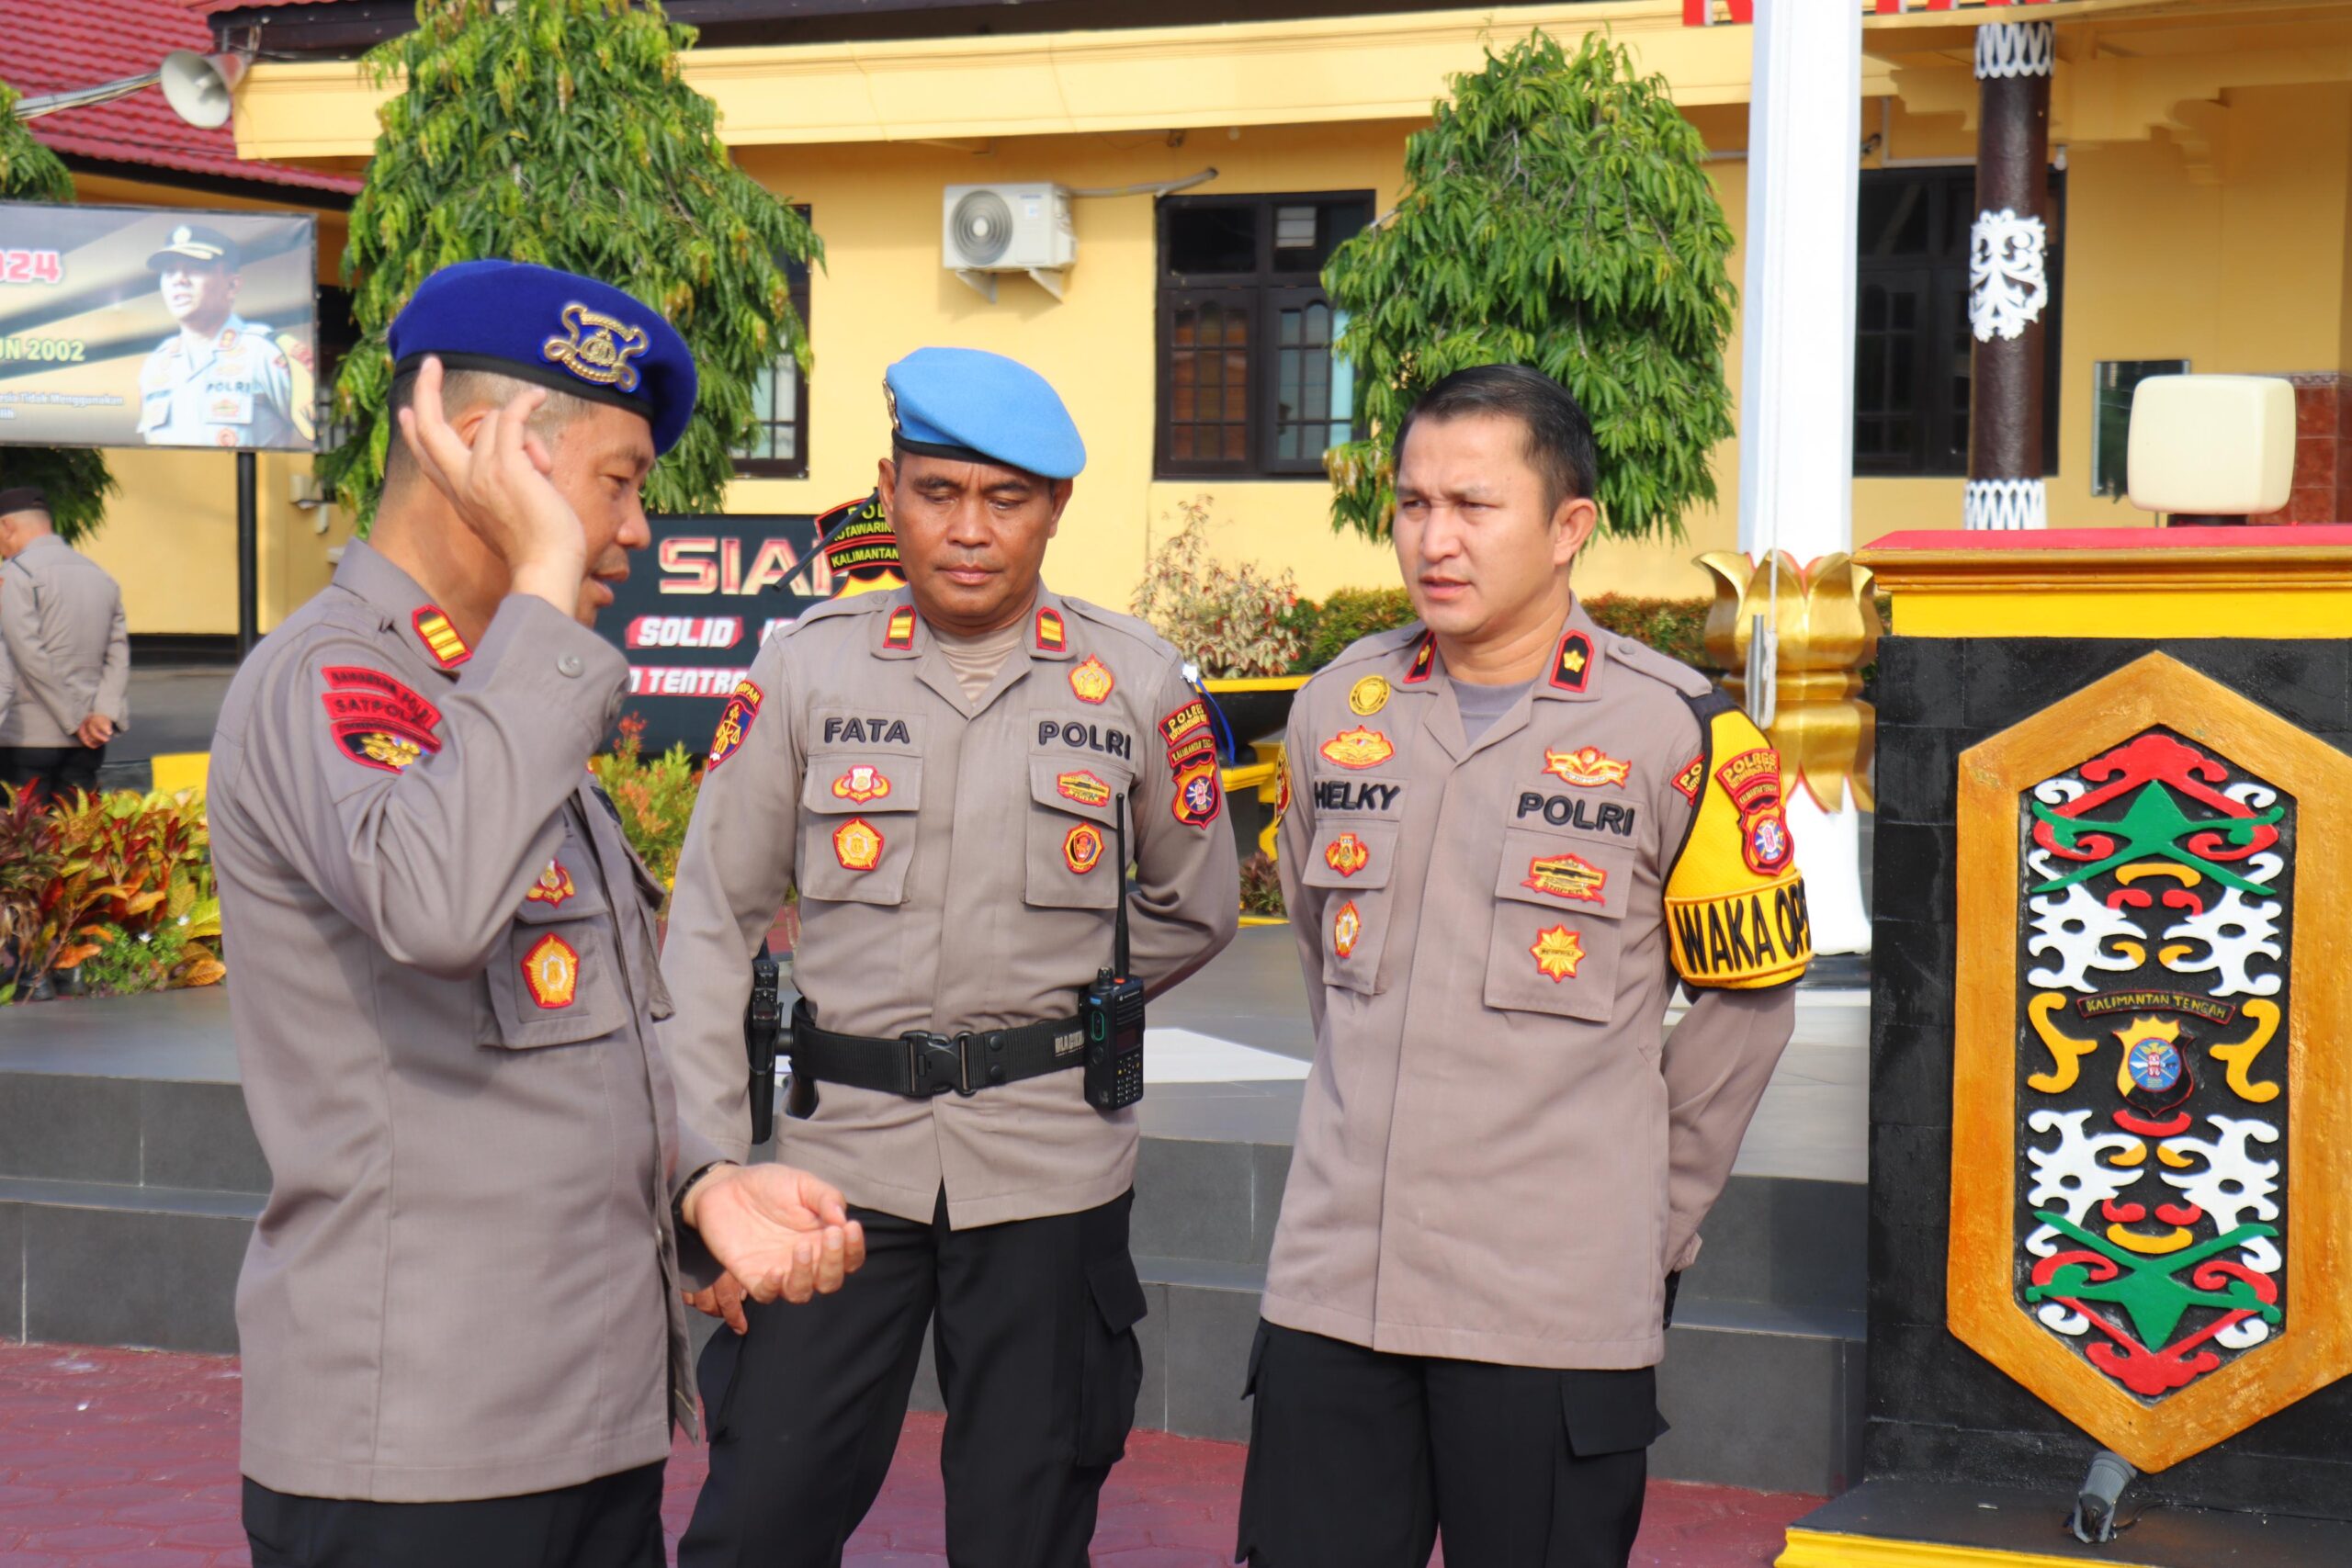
[
  {"x1": 707, "y1": 680, "x2": 763, "y2": 769},
  {"x1": 1672, "y1": 753, "x2": 1705, "y2": 804},
  {"x1": 1160, "y1": 697, "x2": 1216, "y2": 774},
  {"x1": 1172, "y1": 757, "x2": 1223, "y2": 829},
  {"x1": 885, "y1": 607, "x2": 917, "y2": 650},
  {"x1": 411, "y1": 606, "x2": 470, "y2": 669},
  {"x1": 1069, "y1": 656, "x2": 1114, "y2": 704},
  {"x1": 1275, "y1": 750, "x2": 1292, "y2": 814},
  {"x1": 321, "y1": 665, "x2": 444, "y2": 774},
  {"x1": 1035, "y1": 606, "x2": 1067, "y2": 653}
]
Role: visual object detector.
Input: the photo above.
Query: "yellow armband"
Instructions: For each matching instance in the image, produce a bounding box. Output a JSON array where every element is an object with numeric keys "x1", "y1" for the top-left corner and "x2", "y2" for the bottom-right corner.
[{"x1": 1664, "y1": 700, "x2": 1811, "y2": 989}]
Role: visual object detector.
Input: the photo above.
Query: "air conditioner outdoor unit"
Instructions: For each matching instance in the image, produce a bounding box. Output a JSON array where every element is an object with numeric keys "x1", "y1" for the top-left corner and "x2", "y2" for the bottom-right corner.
[{"x1": 944, "y1": 183, "x2": 1075, "y2": 302}]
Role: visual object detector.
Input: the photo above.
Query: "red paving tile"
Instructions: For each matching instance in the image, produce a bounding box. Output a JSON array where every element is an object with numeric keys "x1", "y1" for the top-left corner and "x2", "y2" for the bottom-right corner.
[{"x1": 0, "y1": 1342, "x2": 1815, "y2": 1566}]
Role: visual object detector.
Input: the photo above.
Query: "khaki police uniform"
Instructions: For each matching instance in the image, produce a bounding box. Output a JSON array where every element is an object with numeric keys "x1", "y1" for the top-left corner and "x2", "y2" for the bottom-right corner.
[
  {"x1": 211, "y1": 539, "x2": 725, "y2": 1511},
  {"x1": 1236, "y1": 604, "x2": 1810, "y2": 1567},
  {"x1": 137, "y1": 312, "x2": 312, "y2": 449},
  {"x1": 0, "y1": 532, "x2": 129, "y2": 794},
  {"x1": 662, "y1": 585, "x2": 1238, "y2": 1566}
]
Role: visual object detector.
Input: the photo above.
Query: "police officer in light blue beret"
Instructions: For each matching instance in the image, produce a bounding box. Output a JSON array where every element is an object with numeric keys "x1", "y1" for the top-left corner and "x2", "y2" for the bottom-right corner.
[
  {"x1": 216, "y1": 259, "x2": 865, "y2": 1568},
  {"x1": 662, "y1": 345, "x2": 1238, "y2": 1567}
]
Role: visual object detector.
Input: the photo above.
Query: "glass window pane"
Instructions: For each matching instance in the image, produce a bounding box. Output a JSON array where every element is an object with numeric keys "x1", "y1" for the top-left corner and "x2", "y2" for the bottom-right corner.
[
  {"x1": 1167, "y1": 205, "x2": 1258, "y2": 275},
  {"x1": 1274, "y1": 205, "x2": 1318, "y2": 252}
]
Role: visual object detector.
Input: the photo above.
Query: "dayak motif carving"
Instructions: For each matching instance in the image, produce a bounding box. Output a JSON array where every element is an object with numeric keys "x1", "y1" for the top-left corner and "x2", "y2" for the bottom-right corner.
[{"x1": 1952, "y1": 653, "x2": 2352, "y2": 1472}]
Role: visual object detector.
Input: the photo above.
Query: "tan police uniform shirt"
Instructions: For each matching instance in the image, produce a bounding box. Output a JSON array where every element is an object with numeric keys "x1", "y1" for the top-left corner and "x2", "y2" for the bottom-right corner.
[
  {"x1": 209, "y1": 540, "x2": 726, "y2": 1503},
  {"x1": 662, "y1": 586, "x2": 1239, "y2": 1228},
  {"x1": 1261, "y1": 604, "x2": 1811, "y2": 1371},
  {"x1": 0, "y1": 534, "x2": 130, "y2": 750}
]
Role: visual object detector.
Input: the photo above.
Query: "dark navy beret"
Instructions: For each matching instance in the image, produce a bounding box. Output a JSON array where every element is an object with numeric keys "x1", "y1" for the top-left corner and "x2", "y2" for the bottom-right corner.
[
  {"x1": 389, "y1": 260, "x2": 696, "y2": 457},
  {"x1": 885, "y1": 346, "x2": 1085, "y2": 479}
]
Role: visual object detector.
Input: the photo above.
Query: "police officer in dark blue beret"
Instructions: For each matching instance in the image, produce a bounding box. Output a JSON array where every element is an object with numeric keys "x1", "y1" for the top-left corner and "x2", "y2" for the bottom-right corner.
[
  {"x1": 661, "y1": 346, "x2": 1238, "y2": 1566},
  {"x1": 216, "y1": 259, "x2": 864, "y2": 1568}
]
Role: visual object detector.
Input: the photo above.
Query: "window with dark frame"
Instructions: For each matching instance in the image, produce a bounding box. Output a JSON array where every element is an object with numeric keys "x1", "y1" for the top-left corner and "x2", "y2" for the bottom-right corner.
[
  {"x1": 732, "y1": 235, "x2": 813, "y2": 479},
  {"x1": 1853, "y1": 166, "x2": 2064, "y2": 479},
  {"x1": 1157, "y1": 191, "x2": 1373, "y2": 479}
]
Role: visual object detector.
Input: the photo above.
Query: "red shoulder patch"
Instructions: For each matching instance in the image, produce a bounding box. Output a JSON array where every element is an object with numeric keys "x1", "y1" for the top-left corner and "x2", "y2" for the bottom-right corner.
[
  {"x1": 321, "y1": 666, "x2": 444, "y2": 774},
  {"x1": 707, "y1": 680, "x2": 763, "y2": 769}
]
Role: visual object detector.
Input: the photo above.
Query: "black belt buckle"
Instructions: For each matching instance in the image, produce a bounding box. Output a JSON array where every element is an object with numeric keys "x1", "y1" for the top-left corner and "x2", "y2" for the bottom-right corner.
[{"x1": 903, "y1": 1031, "x2": 976, "y2": 1098}]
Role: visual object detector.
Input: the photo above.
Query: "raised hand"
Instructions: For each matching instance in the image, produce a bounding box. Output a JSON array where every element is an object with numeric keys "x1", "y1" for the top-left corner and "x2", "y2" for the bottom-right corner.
[
  {"x1": 683, "y1": 1163, "x2": 866, "y2": 1305},
  {"x1": 394, "y1": 354, "x2": 586, "y2": 615}
]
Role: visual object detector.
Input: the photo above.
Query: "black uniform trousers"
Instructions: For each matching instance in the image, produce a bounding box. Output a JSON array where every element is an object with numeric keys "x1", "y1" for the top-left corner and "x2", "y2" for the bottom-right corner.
[
  {"x1": 243, "y1": 1461, "x2": 665, "y2": 1568},
  {"x1": 682, "y1": 1188, "x2": 1147, "y2": 1568},
  {"x1": 0, "y1": 742, "x2": 103, "y2": 799},
  {"x1": 1235, "y1": 1322, "x2": 1663, "y2": 1568}
]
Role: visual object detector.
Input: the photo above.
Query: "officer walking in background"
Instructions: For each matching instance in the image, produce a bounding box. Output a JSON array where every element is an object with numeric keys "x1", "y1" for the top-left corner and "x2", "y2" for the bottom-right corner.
[
  {"x1": 1238, "y1": 366, "x2": 1810, "y2": 1567},
  {"x1": 210, "y1": 261, "x2": 863, "y2": 1568},
  {"x1": 137, "y1": 223, "x2": 313, "y2": 449},
  {"x1": 0, "y1": 485, "x2": 129, "y2": 797},
  {"x1": 662, "y1": 346, "x2": 1239, "y2": 1567}
]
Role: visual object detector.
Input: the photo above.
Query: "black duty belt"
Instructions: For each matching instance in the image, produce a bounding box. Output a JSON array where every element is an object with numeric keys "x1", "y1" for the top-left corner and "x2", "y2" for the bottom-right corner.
[{"x1": 788, "y1": 997, "x2": 1086, "y2": 1099}]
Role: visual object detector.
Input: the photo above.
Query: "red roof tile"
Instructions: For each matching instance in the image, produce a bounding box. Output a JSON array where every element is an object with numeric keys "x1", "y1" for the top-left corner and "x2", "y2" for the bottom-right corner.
[{"x1": 2, "y1": 0, "x2": 360, "y2": 196}]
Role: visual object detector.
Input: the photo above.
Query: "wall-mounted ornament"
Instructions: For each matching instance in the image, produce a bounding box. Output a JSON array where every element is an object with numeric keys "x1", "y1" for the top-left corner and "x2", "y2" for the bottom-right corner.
[{"x1": 1952, "y1": 652, "x2": 2352, "y2": 1471}]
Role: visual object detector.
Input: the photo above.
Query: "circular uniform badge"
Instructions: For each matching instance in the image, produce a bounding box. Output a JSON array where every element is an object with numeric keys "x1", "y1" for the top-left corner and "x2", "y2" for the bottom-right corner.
[{"x1": 1349, "y1": 675, "x2": 1389, "y2": 716}]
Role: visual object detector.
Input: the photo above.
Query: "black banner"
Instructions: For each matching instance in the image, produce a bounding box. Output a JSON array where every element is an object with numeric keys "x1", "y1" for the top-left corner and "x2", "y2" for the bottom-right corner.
[{"x1": 593, "y1": 491, "x2": 900, "y2": 757}]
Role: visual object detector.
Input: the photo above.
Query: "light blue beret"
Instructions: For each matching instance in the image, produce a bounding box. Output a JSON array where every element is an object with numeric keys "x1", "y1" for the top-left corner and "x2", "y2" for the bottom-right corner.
[{"x1": 885, "y1": 345, "x2": 1085, "y2": 479}]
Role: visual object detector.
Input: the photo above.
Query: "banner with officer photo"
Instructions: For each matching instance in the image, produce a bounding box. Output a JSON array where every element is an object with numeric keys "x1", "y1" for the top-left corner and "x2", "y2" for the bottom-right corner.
[
  {"x1": 596, "y1": 491, "x2": 905, "y2": 757},
  {"x1": 0, "y1": 201, "x2": 318, "y2": 452}
]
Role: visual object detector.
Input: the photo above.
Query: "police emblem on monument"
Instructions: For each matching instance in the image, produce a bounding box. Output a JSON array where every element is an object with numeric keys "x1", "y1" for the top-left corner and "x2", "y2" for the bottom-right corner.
[{"x1": 1951, "y1": 653, "x2": 2352, "y2": 1472}]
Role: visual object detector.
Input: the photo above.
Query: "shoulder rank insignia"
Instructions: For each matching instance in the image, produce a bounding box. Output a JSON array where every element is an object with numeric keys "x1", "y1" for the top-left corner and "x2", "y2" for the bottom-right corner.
[
  {"x1": 1319, "y1": 727, "x2": 1394, "y2": 770},
  {"x1": 1549, "y1": 631, "x2": 1594, "y2": 694},
  {"x1": 1672, "y1": 753, "x2": 1705, "y2": 805},
  {"x1": 831, "y1": 763, "x2": 892, "y2": 804},
  {"x1": 1403, "y1": 631, "x2": 1436, "y2": 684},
  {"x1": 321, "y1": 665, "x2": 444, "y2": 775},
  {"x1": 885, "y1": 606, "x2": 918, "y2": 650},
  {"x1": 1324, "y1": 831, "x2": 1371, "y2": 878},
  {"x1": 1333, "y1": 900, "x2": 1363, "y2": 960},
  {"x1": 1349, "y1": 676, "x2": 1389, "y2": 716},
  {"x1": 411, "y1": 606, "x2": 470, "y2": 669},
  {"x1": 1173, "y1": 758, "x2": 1223, "y2": 829},
  {"x1": 521, "y1": 932, "x2": 581, "y2": 1009},
  {"x1": 833, "y1": 817, "x2": 885, "y2": 872},
  {"x1": 1035, "y1": 606, "x2": 1067, "y2": 653},
  {"x1": 1069, "y1": 656, "x2": 1114, "y2": 705},
  {"x1": 1063, "y1": 821, "x2": 1105, "y2": 874},
  {"x1": 1057, "y1": 770, "x2": 1113, "y2": 808},
  {"x1": 1531, "y1": 925, "x2": 1587, "y2": 981},
  {"x1": 526, "y1": 860, "x2": 575, "y2": 908},
  {"x1": 707, "y1": 680, "x2": 763, "y2": 770},
  {"x1": 1523, "y1": 852, "x2": 1607, "y2": 905},
  {"x1": 1542, "y1": 746, "x2": 1630, "y2": 788}
]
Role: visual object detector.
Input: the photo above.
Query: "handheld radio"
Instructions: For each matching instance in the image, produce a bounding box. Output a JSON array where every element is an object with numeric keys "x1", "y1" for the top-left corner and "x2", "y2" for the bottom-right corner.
[{"x1": 1081, "y1": 794, "x2": 1147, "y2": 1111}]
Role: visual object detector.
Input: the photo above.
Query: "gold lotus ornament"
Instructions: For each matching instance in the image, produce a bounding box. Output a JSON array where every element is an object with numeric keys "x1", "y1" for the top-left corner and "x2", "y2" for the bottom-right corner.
[{"x1": 1697, "y1": 549, "x2": 1883, "y2": 814}]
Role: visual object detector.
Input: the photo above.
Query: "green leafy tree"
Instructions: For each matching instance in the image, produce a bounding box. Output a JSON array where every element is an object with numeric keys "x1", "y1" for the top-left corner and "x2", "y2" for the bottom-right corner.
[
  {"x1": 0, "y1": 81, "x2": 116, "y2": 545},
  {"x1": 1323, "y1": 30, "x2": 1736, "y2": 543},
  {"x1": 322, "y1": 0, "x2": 818, "y2": 527}
]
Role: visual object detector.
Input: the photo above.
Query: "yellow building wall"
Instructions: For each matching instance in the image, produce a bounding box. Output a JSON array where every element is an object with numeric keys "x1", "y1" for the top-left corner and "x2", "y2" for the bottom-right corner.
[{"x1": 57, "y1": 175, "x2": 352, "y2": 637}]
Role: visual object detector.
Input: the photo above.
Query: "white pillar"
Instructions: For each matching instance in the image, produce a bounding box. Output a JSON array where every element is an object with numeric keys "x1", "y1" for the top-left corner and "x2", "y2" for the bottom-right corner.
[{"x1": 1736, "y1": 0, "x2": 1871, "y2": 956}]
